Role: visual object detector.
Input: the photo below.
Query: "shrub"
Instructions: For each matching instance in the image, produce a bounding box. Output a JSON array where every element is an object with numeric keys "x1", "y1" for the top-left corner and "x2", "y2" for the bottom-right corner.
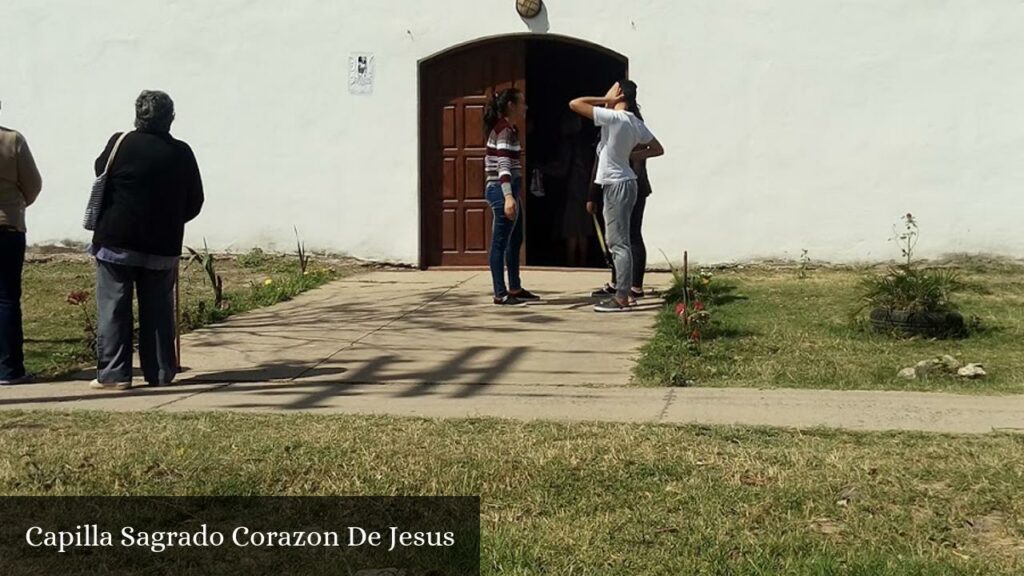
[
  {"x1": 860, "y1": 265, "x2": 963, "y2": 314},
  {"x1": 237, "y1": 248, "x2": 269, "y2": 269}
]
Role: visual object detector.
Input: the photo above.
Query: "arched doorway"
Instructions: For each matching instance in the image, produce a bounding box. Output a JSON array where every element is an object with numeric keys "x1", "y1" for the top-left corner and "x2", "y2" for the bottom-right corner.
[{"x1": 419, "y1": 35, "x2": 628, "y2": 269}]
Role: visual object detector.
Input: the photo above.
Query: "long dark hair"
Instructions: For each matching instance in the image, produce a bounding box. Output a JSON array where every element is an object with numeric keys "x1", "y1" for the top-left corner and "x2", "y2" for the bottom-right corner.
[
  {"x1": 618, "y1": 79, "x2": 643, "y2": 121},
  {"x1": 483, "y1": 88, "x2": 521, "y2": 134}
]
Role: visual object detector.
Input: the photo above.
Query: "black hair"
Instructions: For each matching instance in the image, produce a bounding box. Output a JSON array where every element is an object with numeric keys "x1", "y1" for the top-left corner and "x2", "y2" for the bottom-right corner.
[
  {"x1": 483, "y1": 88, "x2": 521, "y2": 134},
  {"x1": 618, "y1": 79, "x2": 643, "y2": 121},
  {"x1": 135, "y1": 90, "x2": 175, "y2": 133}
]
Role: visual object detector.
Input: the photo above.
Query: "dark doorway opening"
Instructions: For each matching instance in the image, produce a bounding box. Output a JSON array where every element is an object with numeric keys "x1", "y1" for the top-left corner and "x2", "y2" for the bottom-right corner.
[
  {"x1": 419, "y1": 35, "x2": 626, "y2": 269},
  {"x1": 524, "y1": 39, "x2": 627, "y2": 268}
]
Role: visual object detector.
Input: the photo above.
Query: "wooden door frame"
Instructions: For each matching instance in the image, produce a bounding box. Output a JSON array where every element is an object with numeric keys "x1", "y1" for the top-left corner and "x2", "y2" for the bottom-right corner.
[{"x1": 418, "y1": 34, "x2": 628, "y2": 270}]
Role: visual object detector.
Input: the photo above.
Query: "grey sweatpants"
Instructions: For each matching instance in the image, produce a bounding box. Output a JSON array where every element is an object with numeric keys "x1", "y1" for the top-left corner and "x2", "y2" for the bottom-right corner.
[
  {"x1": 602, "y1": 180, "x2": 639, "y2": 300},
  {"x1": 95, "y1": 260, "x2": 177, "y2": 385}
]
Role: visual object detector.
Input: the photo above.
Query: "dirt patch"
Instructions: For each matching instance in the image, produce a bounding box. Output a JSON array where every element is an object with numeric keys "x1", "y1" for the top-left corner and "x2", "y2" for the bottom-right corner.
[
  {"x1": 964, "y1": 512, "x2": 1024, "y2": 560},
  {"x1": 810, "y1": 517, "x2": 844, "y2": 536},
  {"x1": 917, "y1": 480, "x2": 952, "y2": 494}
]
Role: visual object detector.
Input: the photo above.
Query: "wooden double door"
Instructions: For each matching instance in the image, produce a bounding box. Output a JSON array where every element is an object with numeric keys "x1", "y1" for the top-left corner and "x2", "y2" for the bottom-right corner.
[{"x1": 420, "y1": 38, "x2": 526, "y2": 268}]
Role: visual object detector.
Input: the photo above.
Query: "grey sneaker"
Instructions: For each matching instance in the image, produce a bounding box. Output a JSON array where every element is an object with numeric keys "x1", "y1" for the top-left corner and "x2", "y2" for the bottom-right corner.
[
  {"x1": 89, "y1": 379, "x2": 132, "y2": 391},
  {"x1": 594, "y1": 298, "x2": 632, "y2": 313}
]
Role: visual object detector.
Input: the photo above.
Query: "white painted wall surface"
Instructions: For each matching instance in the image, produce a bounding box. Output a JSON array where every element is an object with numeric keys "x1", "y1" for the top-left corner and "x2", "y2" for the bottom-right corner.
[{"x1": 2, "y1": 0, "x2": 1022, "y2": 263}]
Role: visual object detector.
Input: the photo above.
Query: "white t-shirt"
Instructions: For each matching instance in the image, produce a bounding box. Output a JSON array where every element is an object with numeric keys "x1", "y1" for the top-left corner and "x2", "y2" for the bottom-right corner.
[{"x1": 593, "y1": 107, "x2": 655, "y2": 185}]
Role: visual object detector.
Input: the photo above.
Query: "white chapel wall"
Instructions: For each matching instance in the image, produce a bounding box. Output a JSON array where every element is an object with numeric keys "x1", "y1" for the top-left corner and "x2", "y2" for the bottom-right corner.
[{"x1": 2, "y1": 0, "x2": 1022, "y2": 263}]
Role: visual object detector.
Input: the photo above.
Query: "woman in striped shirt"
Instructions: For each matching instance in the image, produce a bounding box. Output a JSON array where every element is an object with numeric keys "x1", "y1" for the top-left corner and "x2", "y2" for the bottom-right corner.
[{"x1": 483, "y1": 88, "x2": 539, "y2": 306}]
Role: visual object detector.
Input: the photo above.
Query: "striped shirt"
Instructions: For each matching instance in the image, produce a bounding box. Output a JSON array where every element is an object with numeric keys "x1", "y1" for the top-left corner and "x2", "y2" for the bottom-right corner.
[{"x1": 484, "y1": 119, "x2": 522, "y2": 185}]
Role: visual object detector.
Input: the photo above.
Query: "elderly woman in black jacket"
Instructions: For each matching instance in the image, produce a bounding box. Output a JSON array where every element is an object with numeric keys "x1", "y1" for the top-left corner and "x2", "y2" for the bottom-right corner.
[{"x1": 89, "y1": 91, "x2": 204, "y2": 391}]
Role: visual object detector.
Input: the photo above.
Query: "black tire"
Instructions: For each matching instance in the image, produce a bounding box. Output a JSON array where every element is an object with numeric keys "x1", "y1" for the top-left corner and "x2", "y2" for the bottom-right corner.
[{"x1": 870, "y1": 308, "x2": 965, "y2": 338}]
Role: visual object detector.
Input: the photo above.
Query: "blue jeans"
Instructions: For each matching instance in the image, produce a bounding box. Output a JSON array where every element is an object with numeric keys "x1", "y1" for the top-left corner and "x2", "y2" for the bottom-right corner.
[
  {"x1": 486, "y1": 179, "x2": 523, "y2": 298},
  {"x1": 0, "y1": 231, "x2": 26, "y2": 381}
]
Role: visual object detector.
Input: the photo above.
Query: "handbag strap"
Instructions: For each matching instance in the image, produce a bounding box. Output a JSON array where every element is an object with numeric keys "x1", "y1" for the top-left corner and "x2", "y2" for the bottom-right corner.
[{"x1": 103, "y1": 131, "x2": 131, "y2": 174}]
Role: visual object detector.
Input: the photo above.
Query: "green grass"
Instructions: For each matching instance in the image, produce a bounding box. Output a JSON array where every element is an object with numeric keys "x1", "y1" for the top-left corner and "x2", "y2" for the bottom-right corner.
[
  {"x1": 21, "y1": 252, "x2": 360, "y2": 379},
  {"x1": 635, "y1": 263, "x2": 1024, "y2": 394},
  {"x1": 0, "y1": 411, "x2": 1021, "y2": 575}
]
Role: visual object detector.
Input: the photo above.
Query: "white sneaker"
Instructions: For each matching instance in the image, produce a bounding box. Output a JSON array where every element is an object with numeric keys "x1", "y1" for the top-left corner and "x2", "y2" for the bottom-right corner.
[{"x1": 89, "y1": 379, "x2": 132, "y2": 391}]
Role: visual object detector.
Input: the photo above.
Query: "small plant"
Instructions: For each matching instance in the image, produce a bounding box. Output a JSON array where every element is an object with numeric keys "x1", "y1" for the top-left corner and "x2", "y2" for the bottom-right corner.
[
  {"x1": 660, "y1": 251, "x2": 715, "y2": 306},
  {"x1": 181, "y1": 299, "x2": 218, "y2": 331},
  {"x1": 798, "y1": 249, "x2": 811, "y2": 280},
  {"x1": 237, "y1": 247, "x2": 268, "y2": 269},
  {"x1": 859, "y1": 214, "x2": 967, "y2": 337},
  {"x1": 186, "y1": 239, "x2": 226, "y2": 310},
  {"x1": 860, "y1": 214, "x2": 963, "y2": 314},
  {"x1": 675, "y1": 300, "x2": 711, "y2": 354},
  {"x1": 692, "y1": 269, "x2": 715, "y2": 301},
  {"x1": 295, "y1": 227, "x2": 311, "y2": 275},
  {"x1": 892, "y1": 213, "x2": 919, "y2": 267},
  {"x1": 660, "y1": 252, "x2": 687, "y2": 305},
  {"x1": 66, "y1": 290, "x2": 97, "y2": 354},
  {"x1": 659, "y1": 251, "x2": 718, "y2": 356}
]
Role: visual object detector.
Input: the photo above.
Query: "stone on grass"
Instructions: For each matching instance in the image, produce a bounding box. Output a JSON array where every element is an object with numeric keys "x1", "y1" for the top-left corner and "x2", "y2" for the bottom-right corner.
[
  {"x1": 910, "y1": 356, "x2": 962, "y2": 379},
  {"x1": 897, "y1": 367, "x2": 918, "y2": 380},
  {"x1": 957, "y1": 364, "x2": 987, "y2": 379},
  {"x1": 914, "y1": 358, "x2": 945, "y2": 378},
  {"x1": 900, "y1": 357, "x2": 986, "y2": 381}
]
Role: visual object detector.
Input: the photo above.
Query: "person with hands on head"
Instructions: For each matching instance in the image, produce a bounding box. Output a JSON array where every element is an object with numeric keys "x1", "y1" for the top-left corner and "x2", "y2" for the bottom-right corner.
[{"x1": 571, "y1": 80, "x2": 663, "y2": 313}]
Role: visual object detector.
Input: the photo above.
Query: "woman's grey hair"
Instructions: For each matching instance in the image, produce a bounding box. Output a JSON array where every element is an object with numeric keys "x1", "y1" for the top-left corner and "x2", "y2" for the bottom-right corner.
[{"x1": 135, "y1": 90, "x2": 175, "y2": 132}]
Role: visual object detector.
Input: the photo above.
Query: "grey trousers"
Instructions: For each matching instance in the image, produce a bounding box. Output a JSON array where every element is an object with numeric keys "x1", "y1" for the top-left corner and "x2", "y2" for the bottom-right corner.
[
  {"x1": 602, "y1": 180, "x2": 638, "y2": 299},
  {"x1": 95, "y1": 260, "x2": 177, "y2": 385}
]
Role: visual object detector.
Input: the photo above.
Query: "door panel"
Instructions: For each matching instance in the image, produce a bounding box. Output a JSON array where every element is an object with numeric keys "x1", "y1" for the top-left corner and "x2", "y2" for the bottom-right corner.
[
  {"x1": 421, "y1": 39, "x2": 526, "y2": 267},
  {"x1": 463, "y1": 106, "x2": 486, "y2": 147},
  {"x1": 442, "y1": 158, "x2": 456, "y2": 200},
  {"x1": 442, "y1": 210, "x2": 456, "y2": 251},
  {"x1": 465, "y1": 209, "x2": 487, "y2": 252},
  {"x1": 465, "y1": 158, "x2": 485, "y2": 200}
]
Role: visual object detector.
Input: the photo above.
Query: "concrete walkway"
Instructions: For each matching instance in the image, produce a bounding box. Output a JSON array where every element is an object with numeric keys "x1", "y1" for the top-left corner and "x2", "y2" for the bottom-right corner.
[{"x1": 3, "y1": 270, "x2": 1023, "y2": 435}]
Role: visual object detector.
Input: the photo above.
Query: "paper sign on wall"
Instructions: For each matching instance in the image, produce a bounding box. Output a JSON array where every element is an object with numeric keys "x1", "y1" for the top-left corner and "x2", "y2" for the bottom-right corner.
[{"x1": 348, "y1": 53, "x2": 375, "y2": 95}]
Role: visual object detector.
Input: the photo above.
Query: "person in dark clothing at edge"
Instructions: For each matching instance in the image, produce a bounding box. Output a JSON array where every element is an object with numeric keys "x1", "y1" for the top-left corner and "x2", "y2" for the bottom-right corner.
[
  {"x1": 0, "y1": 100, "x2": 43, "y2": 386},
  {"x1": 89, "y1": 90, "x2": 204, "y2": 391},
  {"x1": 589, "y1": 156, "x2": 654, "y2": 300}
]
